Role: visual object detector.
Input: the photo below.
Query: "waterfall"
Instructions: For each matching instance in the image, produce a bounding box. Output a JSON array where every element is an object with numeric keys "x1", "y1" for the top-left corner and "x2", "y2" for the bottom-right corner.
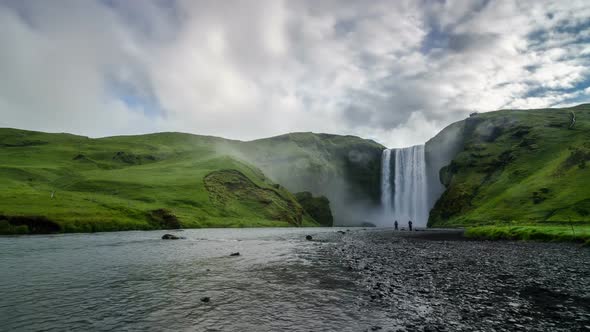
[
  {"x1": 381, "y1": 149, "x2": 392, "y2": 213},
  {"x1": 381, "y1": 145, "x2": 428, "y2": 227}
]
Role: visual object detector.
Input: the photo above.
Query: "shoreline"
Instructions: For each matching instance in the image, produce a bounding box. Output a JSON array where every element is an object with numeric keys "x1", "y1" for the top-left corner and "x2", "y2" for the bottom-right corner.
[
  {"x1": 2, "y1": 223, "x2": 589, "y2": 246},
  {"x1": 315, "y1": 228, "x2": 590, "y2": 331}
]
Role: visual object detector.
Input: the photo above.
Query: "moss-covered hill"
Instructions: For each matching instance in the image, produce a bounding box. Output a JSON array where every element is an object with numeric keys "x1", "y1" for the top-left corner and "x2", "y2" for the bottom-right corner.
[
  {"x1": 0, "y1": 129, "x2": 324, "y2": 234},
  {"x1": 222, "y1": 133, "x2": 385, "y2": 225},
  {"x1": 428, "y1": 104, "x2": 590, "y2": 227}
]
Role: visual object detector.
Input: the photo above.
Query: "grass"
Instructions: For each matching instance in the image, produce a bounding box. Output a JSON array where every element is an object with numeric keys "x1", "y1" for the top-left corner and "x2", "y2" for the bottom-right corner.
[
  {"x1": 429, "y1": 104, "x2": 590, "y2": 229},
  {"x1": 465, "y1": 225, "x2": 590, "y2": 245},
  {"x1": 0, "y1": 129, "x2": 324, "y2": 234},
  {"x1": 233, "y1": 132, "x2": 385, "y2": 200},
  {"x1": 232, "y1": 132, "x2": 385, "y2": 225}
]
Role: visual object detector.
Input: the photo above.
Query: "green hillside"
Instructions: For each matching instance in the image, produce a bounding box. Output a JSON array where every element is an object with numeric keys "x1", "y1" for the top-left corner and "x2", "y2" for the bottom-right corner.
[
  {"x1": 428, "y1": 104, "x2": 590, "y2": 227},
  {"x1": 5, "y1": 103, "x2": 587, "y2": 236},
  {"x1": 0, "y1": 129, "x2": 320, "y2": 234},
  {"x1": 223, "y1": 133, "x2": 384, "y2": 225}
]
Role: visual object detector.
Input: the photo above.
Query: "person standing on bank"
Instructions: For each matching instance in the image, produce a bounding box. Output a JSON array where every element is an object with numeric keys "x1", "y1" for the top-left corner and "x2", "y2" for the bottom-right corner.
[
  {"x1": 394, "y1": 220, "x2": 398, "y2": 231},
  {"x1": 408, "y1": 220, "x2": 413, "y2": 231}
]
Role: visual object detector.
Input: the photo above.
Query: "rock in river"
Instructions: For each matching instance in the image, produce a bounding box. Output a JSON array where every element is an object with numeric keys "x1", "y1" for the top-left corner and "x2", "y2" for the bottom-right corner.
[{"x1": 161, "y1": 234, "x2": 183, "y2": 240}]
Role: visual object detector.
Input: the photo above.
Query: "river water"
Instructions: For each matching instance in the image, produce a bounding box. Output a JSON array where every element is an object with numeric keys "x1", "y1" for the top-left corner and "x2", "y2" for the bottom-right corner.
[{"x1": 0, "y1": 228, "x2": 391, "y2": 331}]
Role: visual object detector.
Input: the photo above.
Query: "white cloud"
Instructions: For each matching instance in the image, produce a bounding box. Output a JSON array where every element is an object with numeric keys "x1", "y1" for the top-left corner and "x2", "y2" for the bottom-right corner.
[{"x1": 0, "y1": 0, "x2": 589, "y2": 147}]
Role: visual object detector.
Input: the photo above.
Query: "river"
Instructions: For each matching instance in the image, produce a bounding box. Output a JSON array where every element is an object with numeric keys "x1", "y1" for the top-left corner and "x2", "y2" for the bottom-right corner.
[
  {"x1": 0, "y1": 228, "x2": 391, "y2": 331},
  {"x1": 1, "y1": 228, "x2": 588, "y2": 331}
]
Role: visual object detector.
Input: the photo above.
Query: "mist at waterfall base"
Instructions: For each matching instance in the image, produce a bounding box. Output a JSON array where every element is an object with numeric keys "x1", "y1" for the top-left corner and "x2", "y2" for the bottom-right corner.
[
  {"x1": 213, "y1": 126, "x2": 464, "y2": 227},
  {"x1": 380, "y1": 145, "x2": 429, "y2": 228}
]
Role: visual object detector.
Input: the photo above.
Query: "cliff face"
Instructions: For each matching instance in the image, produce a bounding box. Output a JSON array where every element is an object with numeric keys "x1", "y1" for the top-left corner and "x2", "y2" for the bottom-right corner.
[
  {"x1": 425, "y1": 121, "x2": 466, "y2": 215},
  {"x1": 294, "y1": 191, "x2": 334, "y2": 227},
  {"x1": 426, "y1": 104, "x2": 590, "y2": 226}
]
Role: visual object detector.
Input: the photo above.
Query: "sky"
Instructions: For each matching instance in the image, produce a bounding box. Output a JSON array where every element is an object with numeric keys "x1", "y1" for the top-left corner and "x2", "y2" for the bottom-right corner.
[{"x1": 1, "y1": 0, "x2": 589, "y2": 148}]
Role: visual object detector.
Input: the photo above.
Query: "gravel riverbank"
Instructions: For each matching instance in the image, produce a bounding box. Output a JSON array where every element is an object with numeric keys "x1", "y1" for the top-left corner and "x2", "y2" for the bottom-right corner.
[{"x1": 314, "y1": 229, "x2": 590, "y2": 332}]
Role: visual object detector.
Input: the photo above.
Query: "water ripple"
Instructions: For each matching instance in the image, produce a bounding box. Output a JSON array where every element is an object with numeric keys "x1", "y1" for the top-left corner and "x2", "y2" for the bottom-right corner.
[{"x1": 0, "y1": 228, "x2": 394, "y2": 331}]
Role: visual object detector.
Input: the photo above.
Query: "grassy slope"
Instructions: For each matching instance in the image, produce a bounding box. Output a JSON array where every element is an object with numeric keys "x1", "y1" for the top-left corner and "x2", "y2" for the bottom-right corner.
[
  {"x1": 465, "y1": 225, "x2": 590, "y2": 245},
  {"x1": 234, "y1": 132, "x2": 384, "y2": 199},
  {"x1": 225, "y1": 133, "x2": 385, "y2": 225},
  {"x1": 0, "y1": 129, "x2": 317, "y2": 233},
  {"x1": 429, "y1": 104, "x2": 590, "y2": 231}
]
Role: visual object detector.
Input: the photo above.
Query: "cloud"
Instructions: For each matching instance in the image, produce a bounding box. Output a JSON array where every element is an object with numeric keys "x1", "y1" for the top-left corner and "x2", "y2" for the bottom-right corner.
[
  {"x1": 0, "y1": 0, "x2": 162, "y2": 136},
  {"x1": 0, "y1": 0, "x2": 589, "y2": 147}
]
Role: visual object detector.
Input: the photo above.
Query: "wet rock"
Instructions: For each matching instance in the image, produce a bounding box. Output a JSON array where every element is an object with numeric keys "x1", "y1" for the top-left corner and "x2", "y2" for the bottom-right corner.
[
  {"x1": 161, "y1": 234, "x2": 182, "y2": 240},
  {"x1": 306, "y1": 235, "x2": 313, "y2": 241},
  {"x1": 200, "y1": 297, "x2": 210, "y2": 303},
  {"x1": 230, "y1": 252, "x2": 240, "y2": 256}
]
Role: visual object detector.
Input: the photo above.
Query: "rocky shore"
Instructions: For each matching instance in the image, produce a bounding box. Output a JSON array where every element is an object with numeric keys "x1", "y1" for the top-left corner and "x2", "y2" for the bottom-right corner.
[{"x1": 317, "y1": 229, "x2": 590, "y2": 332}]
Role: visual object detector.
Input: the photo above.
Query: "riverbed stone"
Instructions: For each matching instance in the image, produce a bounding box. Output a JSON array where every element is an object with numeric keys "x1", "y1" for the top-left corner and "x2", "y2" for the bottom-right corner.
[
  {"x1": 319, "y1": 229, "x2": 590, "y2": 331},
  {"x1": 161, "y1": 234, "x2": 182, "y2": 240}
]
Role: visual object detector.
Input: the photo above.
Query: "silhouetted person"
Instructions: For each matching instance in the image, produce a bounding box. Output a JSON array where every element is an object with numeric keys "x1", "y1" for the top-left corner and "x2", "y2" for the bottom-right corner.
[
  {"x1": 408, "y1": 220, "x2": 413, "y2": 231},
  {"x1": 394, "y1": 220, "x2": 398, "y2": 230}
]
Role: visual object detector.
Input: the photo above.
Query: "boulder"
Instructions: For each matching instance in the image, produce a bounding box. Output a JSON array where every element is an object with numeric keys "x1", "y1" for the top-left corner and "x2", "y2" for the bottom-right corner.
[
  {"x1": 162, "y1": 234, "x2": 182, "y2": 240},
  {"x1": 230, "y1": 252, "x2": 240, "y2": 256},
  {"x1": 305, "y1": 235, "x2": 313, "y2": 241}
]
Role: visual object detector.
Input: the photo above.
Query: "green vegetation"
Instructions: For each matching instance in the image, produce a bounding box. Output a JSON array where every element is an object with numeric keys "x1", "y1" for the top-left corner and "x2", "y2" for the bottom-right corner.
[
  {"x1": 0, "y1": 129, "x2": 321, "y2": 234},
  {"x1": 465, "y1": 225, "x2": 590, "y2": 244},
  {"x1": 227, "y1": 132, "x2": 384, "y2": 225},
  {"x1": 294, "y1": 191, "x2": 333, "y2": 226},
  {"x1": 429, "y1": 104, "x2": 590, "y2": 231},
  {"x1": 7, "y1": 102, "x2": 588, "y2": 237},
  {"x1": 204, "y1": 169, "x2": 306, "y2": 226},
  {"x1": 236, "y1": 133, "x2": 384, "y2": 200}
]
